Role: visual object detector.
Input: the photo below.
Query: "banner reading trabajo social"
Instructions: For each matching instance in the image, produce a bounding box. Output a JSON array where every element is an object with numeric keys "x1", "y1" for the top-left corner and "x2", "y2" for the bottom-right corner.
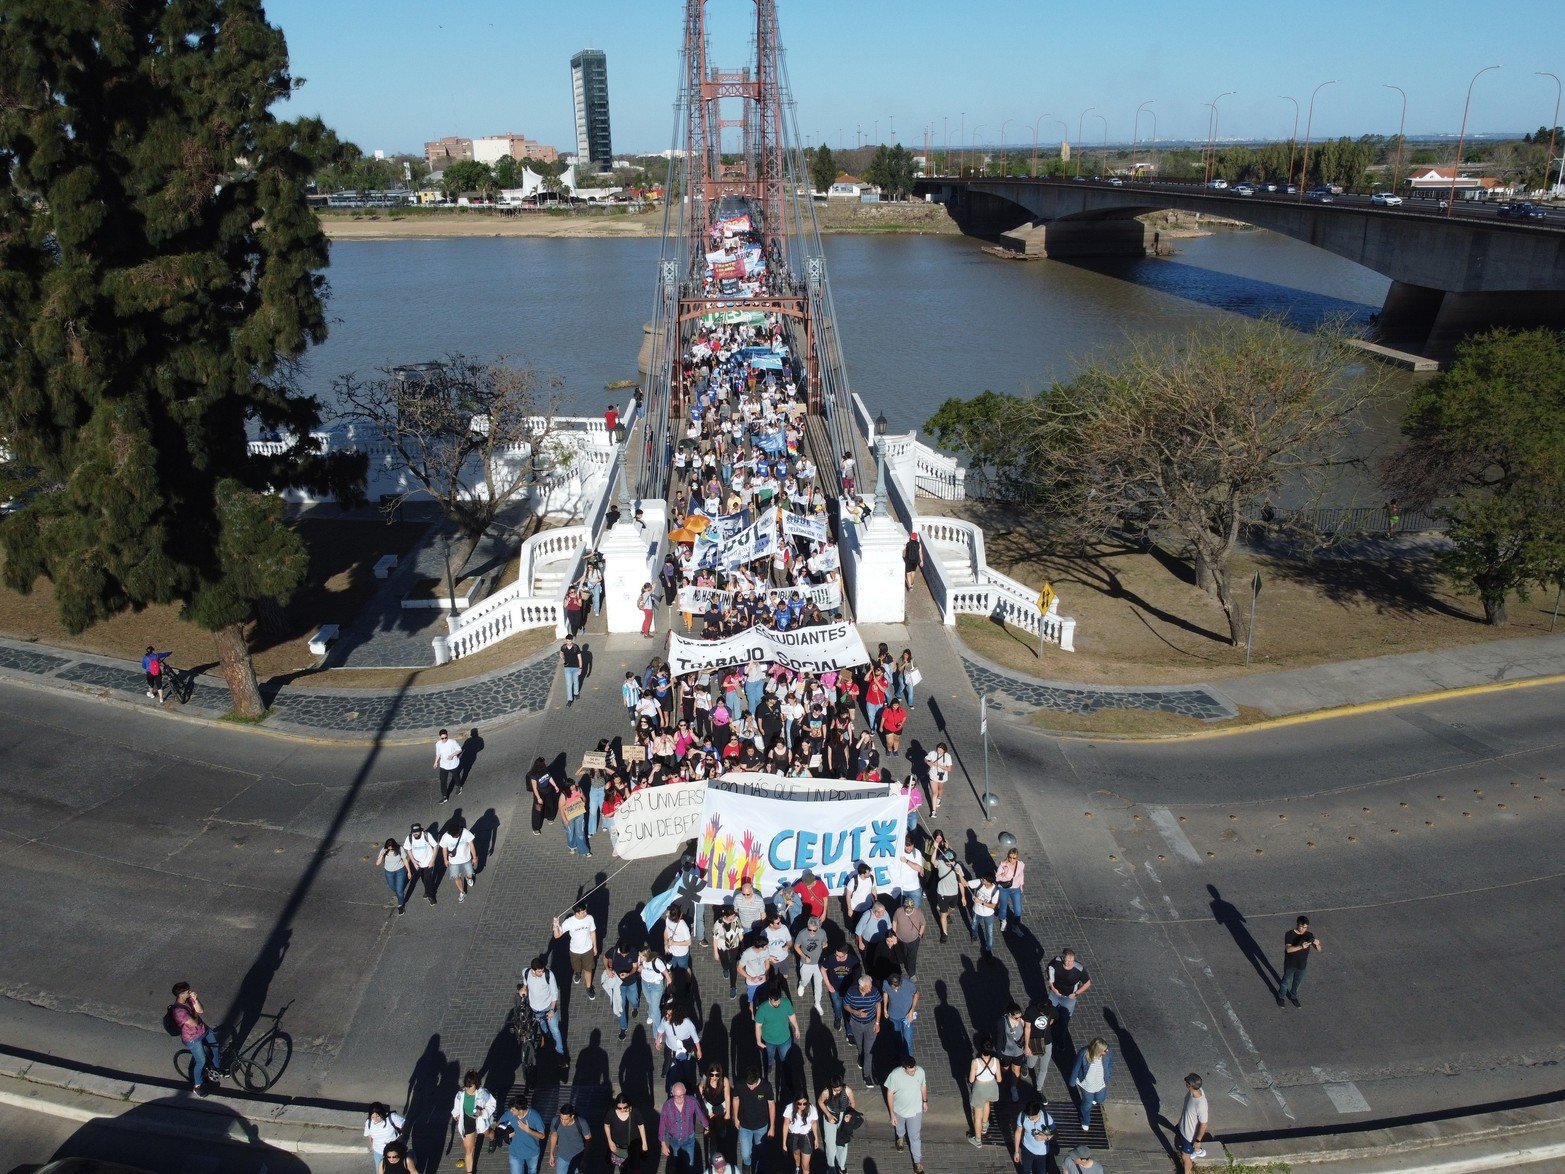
[
  {"x1": 694, "y1": 786, "x2": 913, "y2": 900},
  {"x1": 611, "y1": 774, "x2": 885, "y2": 862},
  {"x1": 667, "y1": 622, "x2": 869, "y2": 675}
]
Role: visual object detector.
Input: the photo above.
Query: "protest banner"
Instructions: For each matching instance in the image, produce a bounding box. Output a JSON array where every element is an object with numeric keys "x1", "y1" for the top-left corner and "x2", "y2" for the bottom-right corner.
[
  {"x1": 668, "y1": 622, "x2": 869, "y2": 675},
  {"x1": 610, "y1": 781, "x2": 706, "y2": 861},
  {"x1": 808, "y1": 545, "x2": 840, "y2": 574},
  {"x1": 709, "y1": 772, "x2": 886, "y2": 803},
  {"x1": 782, "y1": 511, "x2": 829, "y2": 543},
  {"x1": 693, "y1": 787, "x2": 913, "y2": 899},
  {"x1": 720, "y1": 514, "x2": 779, "y2": 569},
  {"x1": 676, "y1": 581, "x2": 841, "y2": 614}
]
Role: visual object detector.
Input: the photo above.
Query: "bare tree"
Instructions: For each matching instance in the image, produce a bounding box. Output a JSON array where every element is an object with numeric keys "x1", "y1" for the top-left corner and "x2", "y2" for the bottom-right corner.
[
  {"x1": 335, "y1": 356, "x2": 567, "y2": 568},
  {"x1": 1034, "y1": 318, "x2": 1387, "y2": 645}
]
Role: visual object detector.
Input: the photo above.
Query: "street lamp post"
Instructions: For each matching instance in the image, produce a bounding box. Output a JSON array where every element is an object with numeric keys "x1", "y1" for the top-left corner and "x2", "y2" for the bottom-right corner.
[
  {"x1": 1031, "y1": 113, "x2": 1052, "y2": 177},
  {"x1": 959, "y1": 112, "x2": 965, "y2": 175},
  {"x1": 1131, "y1": 100, "x2": 1154, "y2": 176},
  {"x1": 1076, "y1": 108, "x2": 1095, "y2": 176},
  {"x1": 1203, "y1": 91, "x2": 1235, "y2": 185},
  {"x1": 1447, "y1": 66, "x2": 1501, "y2": 215},
  {"x1": 1538, "y1": 73, "x2": 1561, "y2": 198},
  {"x1": 1147, "y1": 109, "x2": 1159, "y2": 175},
  {"x1": 872, "y1": 412, "x2": 889, "y2": 519},
  {"x1": 1278, "y1": 95, "x2": 1299, "y2": 187},
  {"x1": 1092, "y1": 112, "x2": 1108, "y2": 175},
  {"x1": 1383, "y1": 84, "x2": 1408, "y2": 194},
  {"x1": 1000, "y1": 118, "x2": 1013, "y2": 177},
  {"x1": 1297, "y1": 79, "x2": 1337, "y2": 201},
  {"x1": 972, "y1": 125, "x2": 988, "y2": 176}
]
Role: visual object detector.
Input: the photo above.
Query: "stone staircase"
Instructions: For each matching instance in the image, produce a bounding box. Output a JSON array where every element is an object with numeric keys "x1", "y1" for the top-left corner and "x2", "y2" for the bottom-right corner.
[{"x1": 925, "y1": 533, "x2": 978, "y2": 585}]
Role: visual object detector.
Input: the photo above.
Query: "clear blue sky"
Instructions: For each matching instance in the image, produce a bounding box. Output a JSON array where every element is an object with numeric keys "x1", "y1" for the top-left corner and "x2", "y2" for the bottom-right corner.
[{"x1": 264, "y1": 0, "x2": 1559, "y2": 156}]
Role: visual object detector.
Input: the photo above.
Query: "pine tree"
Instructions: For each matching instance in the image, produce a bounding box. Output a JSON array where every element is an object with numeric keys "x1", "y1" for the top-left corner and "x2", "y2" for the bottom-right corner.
[{"x1": 0, "y1": 0, "x2": 364, "y2": 717}]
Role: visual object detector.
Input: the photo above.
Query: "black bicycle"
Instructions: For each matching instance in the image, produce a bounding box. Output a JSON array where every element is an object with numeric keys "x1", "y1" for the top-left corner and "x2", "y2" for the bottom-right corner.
[
  {"x1": 173, "y1": 1003, "x2": 293, "y2": 1092},
  {"x1": 507, "y1": 995, "x2": 545, "y2": 1083},
  {"x1": 157, "y1": 659, "x2": 194, "y2": 705}
]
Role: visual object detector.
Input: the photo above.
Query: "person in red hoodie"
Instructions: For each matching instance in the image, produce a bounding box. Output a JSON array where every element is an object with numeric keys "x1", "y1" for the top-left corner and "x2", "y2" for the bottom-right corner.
[{"x1": 793, "y1": 867, "x2": 828, "y2": 923}]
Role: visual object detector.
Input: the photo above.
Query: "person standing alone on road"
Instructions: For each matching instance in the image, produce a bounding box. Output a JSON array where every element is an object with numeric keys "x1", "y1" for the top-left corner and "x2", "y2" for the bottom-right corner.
[
  {"x1": 434, "y1": 729, "x2": 464, "y2": 803},
  {"x1": 560, "y1": 635, "x2": 584, "y2": 705},
  {"x1": 1278, "y1": 915, "x2": 1322, "y2": 1007},
  {"x1": 170, "y1": 981, "x2": 225, "y2": 1094},
  {"x1": 1176, "y1": 1072, "x2": 1210, "y2": 1172}
]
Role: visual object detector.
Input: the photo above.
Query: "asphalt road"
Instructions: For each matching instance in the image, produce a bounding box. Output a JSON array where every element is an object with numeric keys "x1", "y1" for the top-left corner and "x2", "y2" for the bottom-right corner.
[
  {"x1": 3, "y1": 669, "x2": 1564, "y2": 1167},
  {"x1": 994, "y1": 682, "x2": 1565, "y2": 1138}
]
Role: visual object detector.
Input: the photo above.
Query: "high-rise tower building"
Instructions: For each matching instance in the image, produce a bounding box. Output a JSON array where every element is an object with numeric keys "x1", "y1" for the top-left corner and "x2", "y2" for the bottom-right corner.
[{"x1": 570, "y1": 49, "x2": 613, "y2": 174}]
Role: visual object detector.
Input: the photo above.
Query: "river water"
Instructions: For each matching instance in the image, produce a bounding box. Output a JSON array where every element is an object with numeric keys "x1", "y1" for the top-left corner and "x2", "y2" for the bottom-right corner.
[{"x1": 305, "y1": 228, "x2": 1405, "y2": 501}]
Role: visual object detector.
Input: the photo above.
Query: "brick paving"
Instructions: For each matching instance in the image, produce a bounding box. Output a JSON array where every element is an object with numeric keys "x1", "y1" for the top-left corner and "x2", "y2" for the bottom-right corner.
[{"x1": 961, "y1": 652, "x2": 1237, "y2": 722}]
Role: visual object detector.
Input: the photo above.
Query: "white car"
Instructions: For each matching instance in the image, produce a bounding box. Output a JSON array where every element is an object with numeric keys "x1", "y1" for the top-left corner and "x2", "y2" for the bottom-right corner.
[
  {"x1": 1206, "y1": 179, "x2": 1228, "y2": 190},
  {"x1": 1371, "y1": 192, "x2": 1403, "y2": 207},
  {"x1": 1233, "y1": 183, "x2": 1257, "y2": 196}
]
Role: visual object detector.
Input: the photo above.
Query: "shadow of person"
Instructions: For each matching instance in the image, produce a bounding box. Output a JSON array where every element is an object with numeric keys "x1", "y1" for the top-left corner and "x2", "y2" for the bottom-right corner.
[
  {"x1": 459, "y1": 727, "x2": 485, "y2": 786},
  {"x1": 473, "y1": 807, "x2": 501, "y2": 873},
  {"x1": 404, "y1": 1033, "x2": 455, "y2": 1169},
  {"x1": 804, "y1": 1014, "x2": 842, "y2": 1091},
  {"x1": 702, "y1": 1001, "x2": 733, "y2": 1075},
  {"x1": 479, "y1": 1016, "x2": 523, "y2": 1110},
  {"x1": 581, "y1": 643, "x2": 595, "y2": 683},
  {"x1": 576, "y1": 1027, "x2": 612, "y2": 1092},
  {"x1": 583, "y1": 870, "x2": 612, "y2": 937},
  {"x1": 962, "y1": 829, "x2": 996, "y2": 878},
  {"x1": 44, "y1": 1095, "x2": 310, "y2": 1173},
  {"x1": 1208, "y1": 883, "x2": 1282, "y2": 997},
  {"x1": 1103, "y1": 1006, "x2": 1170, "y2": 1153},
  {"x1": 221, "y1": 928, "x2": 292, "y2": 1051},
  {"x1": 932, "y1": 978, "x2": 975, "y2": 1107},
  {"x1": 619, "y1": 1024, "x2": 655, "y2": 1106}
]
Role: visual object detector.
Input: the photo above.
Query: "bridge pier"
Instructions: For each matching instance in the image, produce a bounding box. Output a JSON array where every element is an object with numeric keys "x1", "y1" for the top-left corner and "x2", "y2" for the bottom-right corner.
[
  {"x1": 999, "y1": 219, "x2": 1151, "y2": 259},
  {"x1": 1378, "y1": 281, "x2": 1565, "y2": 361}
]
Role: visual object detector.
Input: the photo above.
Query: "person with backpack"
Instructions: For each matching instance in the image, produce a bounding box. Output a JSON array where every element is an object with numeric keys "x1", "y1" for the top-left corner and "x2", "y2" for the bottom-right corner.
[
  {"x1": 402, "y1": 823, "x2": 441, "y2": 906},
  {"x1": 169, "y1": 981, "x2": 225, "y2": 1094},
  {"x1": 142, "y1": 646, "x2": 171, "y2": 703},
  {"x1": 364, "y1": 1102, "x2": 408, "y2": 1170}
]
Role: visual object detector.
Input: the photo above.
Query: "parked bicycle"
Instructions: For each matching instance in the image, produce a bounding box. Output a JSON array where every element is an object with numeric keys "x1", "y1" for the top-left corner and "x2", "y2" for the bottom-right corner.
[{"x1": 173, "y1": 1002, "x2": 293, "y2": 1092}]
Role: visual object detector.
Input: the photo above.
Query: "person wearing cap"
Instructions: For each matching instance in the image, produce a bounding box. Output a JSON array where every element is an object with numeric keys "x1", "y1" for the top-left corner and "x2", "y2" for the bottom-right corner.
[
  {"x1": 882, "y1": 1054, "x2": 928, "y2": 1173},
  {"x1": 402, "y1": 823, "x2": 441, "y2": 907},
  {"x1": 892, "y1": 897, "x2": 927, "y2": 980},
  {"x1": 1061, "y1": 1143, "x2": 1101, "y2": 1174},
  {"x1": 1012, "y1": 1097, "x2": 1056, "y2": 1174},
  {"x1": 793, "y1": 914, "x2": 828, "y2": 1014},
  {"x1": 792, "y1": 867, "x2": 828, "y2": 923},
  {"x1": 704, "y1": 1151, "x2": 732, "y2": 1174},
  {"x1": 902, "y1": 531, "x2": 923, "y2": 591}
]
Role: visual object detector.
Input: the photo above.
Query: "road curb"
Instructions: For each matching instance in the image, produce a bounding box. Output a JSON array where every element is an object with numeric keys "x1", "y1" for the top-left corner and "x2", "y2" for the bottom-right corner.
[{"x1": 1030, "y1": 671, "x2": 1565, "y2": 743}]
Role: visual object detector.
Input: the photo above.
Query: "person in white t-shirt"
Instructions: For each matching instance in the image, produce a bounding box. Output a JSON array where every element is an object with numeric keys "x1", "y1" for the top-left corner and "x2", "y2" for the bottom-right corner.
[
  {"x1": 438, "y1": 817, "x2": 477, "y2": 903},
  {"x1": 402, "y1": 822, "x2": 441, "y2": 907},
  {"x1": 664, "y1": 905, "x2": 694, "y2": 972},
  {"x1": 654, "y1": 1004, "x2": 703, "y2": 1096},
  {"x1": 553, "y1": 902, "x2": 600, "y2": 1000},
  {"x1": 782, "y1": 1095, "x2": 819, "y2": 1172},
  {"x1": 363, "y1": 1102, "x2": 406, "y2": 1168},
  {"x1": 433, "y1": 728, "x2": 463, "y2": 803}
]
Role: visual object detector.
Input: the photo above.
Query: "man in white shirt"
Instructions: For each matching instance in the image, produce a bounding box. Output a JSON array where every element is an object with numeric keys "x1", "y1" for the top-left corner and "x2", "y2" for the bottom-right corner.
[
  {"x1": 438, "y1": 817, "x2": 477, "y2": 903},
  {"x1": 433, "y1": 728, "x2": 463, "y2": 803},
  {"x1": 402, "y1": 823, "x2": 441, "y2": 906},
  {"x1": 553, "y1": 902, "x2": 599, "y2": 1001},
  {"x1": 1177, "y1": 1072, "x2": 1210, "y2": 1171},
  {"x1": 520, "y1": 956, "x2": 565, "y2": 1058},
  {"x1": 738, "y1": 937, "x2": 773, "y2": 1005}
]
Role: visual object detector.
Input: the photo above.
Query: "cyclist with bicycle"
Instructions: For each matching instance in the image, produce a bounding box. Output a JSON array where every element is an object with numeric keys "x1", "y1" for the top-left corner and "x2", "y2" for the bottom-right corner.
[
  {"x1": 143, "y1": 646, "x2": 172, "y2": 703},
  {"x1": 520, "y1": 956, "x2": 567, "y2": 1062},
  {"x1": 170, "y1": 981, "x2": 226, "y2": 1094}
]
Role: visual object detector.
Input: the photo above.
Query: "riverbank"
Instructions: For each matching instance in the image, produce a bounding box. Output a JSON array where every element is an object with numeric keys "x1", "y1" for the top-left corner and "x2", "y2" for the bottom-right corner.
[{"x1": 318, "y1": 200, "x2": 961, "y2": 240}]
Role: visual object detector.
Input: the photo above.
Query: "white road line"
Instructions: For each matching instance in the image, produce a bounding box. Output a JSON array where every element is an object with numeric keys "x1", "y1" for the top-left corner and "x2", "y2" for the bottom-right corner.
[
  {"x1": 1311, "y1": 1065, "x2": 1371, "y2": 1113},
  {"x1": 1148, "y1": 805, "x2": 1203, "y2": 864}
]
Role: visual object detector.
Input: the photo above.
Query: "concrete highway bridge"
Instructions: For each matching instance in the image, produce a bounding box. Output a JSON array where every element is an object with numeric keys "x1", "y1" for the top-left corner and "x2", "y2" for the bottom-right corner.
[{"x1": 915, "y1": 176, "x2": 1565, "y2": 357}]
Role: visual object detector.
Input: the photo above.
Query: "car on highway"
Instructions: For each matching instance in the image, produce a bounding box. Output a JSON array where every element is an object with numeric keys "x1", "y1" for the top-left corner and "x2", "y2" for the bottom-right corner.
[
  {"x1": 1107, "y1": 176, "x2": 1125, "y2": 186},
  {"x1": 1284, "y1": 183, "x2": 1298, "y2": 194},
  {"x1": 1371, "y1": 192, "x2": 1404, "y2": 206},
  {"x1": 1498, "y1": 201, "x2": 1548, "y2": 220},
  {"x1": 1206, "y1": 178, "x2": 1229, "y2": 190},
  {"x1": 1306, "y1": 187, "x2": 1334, "y2": 202},
  {"x1": 1233, "y1": 183, "x2": 1257, "y2": 196},
  {"x1": 1263, "y1": 183, "x2": 1279, "y2": 192}
]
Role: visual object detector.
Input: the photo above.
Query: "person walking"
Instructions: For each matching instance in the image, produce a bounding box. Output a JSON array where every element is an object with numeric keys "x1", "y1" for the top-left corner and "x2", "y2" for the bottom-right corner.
[
  {"x1": 713, "y1": 907, "x2": 746, "y2": 999},
  {"x1": 966, "y1": 1040, "x2": 1001, "y2": 1146},
  {"x1": 892, "y1": 897, "x2": 927, "y2": 979},
  {"x1": 731, "y1": 1067, "x2": 775, "y2": 1174},
  {"x1": 375, "y1": 838, "x2": 410, "y2": 915},
  {"x1": 821, "y1": 943, "x2": 859, "y2": 1031},
  {"x1": 521, "y1": 956, "x2": 566, "y2": 1060},
  {"x1": 1011, "y1": 1099, "x2": 1056, "y2": 1174},
  {"x1": 1069, "y1": 1037, "x2": 1114, "y2": 1130},
  {"x1": 931, "y1": 839, "x2": 968, "y2": 943},
  {"x1": 781, "y1": 1094, "x2": 819, "y2": 1174},
  {"x1": 737, "y1": 935, "x2": 773, "y2": 1006},
  {"x1": 1061, "y1": 1144, "x2": 1102, "y2": 1174},
  {"x1": 170, "y1": 981, "x2": 225, "y2": 1093},
  {"x1": 842, "y1": 973, "x2": 882, "y2": 1087},
  {"x1": 639, "y1": 582, "x2": 657, "y2": 638},
  {"x1": 527, "y1": 758, "x2": 559, "y2": 836},
  {"x1": 697, "y1": 1064, "x2": 733, "y2": 1166},
  {"x1": 143, "y1": 646, "x2": 172, "y2": 703},
  {"x1": 883, "y1": 1055, "x2": 928, "y2": 1174},
  {"x1": 902, "y1": 532, "x2": 923, "y2": 591},
  {"x1": 546, "y1": 1102, "x2": 592, "y2": 1174},
  {"x1": 560, "y1": 636, "x2": 584, "y2": 705},
  {"x1": 439, "y1": 815, "x2": 477, "y2": 903},
  {"x1": 658, "y1": 1082, "x2": 709, "y2": 1174},
  {"x1": 754, "y1": 986, "x2": 801, "y2": 1086},
  {"x1": 584, "y1": 553, "x2": 605, "y2": 617},
  {"x1": 450, "y1": 1070, "x2": 497, "y2": 1172},
  {"x1": 895, "y1": 648, "x2": 920, "y2": 710},
  {"x1": 552, "y1": 903, "x2": 599, "y2": 1001},
  {"x1": 656, "y1": 1003, "x2": 704, "y2": 1096},
  {"x1": 881, "y1": 971, "x2": 919, "y2": 1056},
  {"x1": 1022, "y1": 996, "x2": 1055, "y2": 1094},
  {"x1": 664, "y1": 903, "x2": 695, "y2": 972},
  {"x1": 1176, "y1": 1073, "x2": 1210, "y2": 1172},
  {"x1": 817, "y1": 1075, "x2": 859, "y2": 1174},
  {"x1": 378, "y1": 1140, "x2": 419, "y2": 1173},
  {"x1": 605, "y1": 1092, "x2": 649, "y2": 1172},
  {"x1": 793, "y1": 914, "x2": 827, "y2": 1015},
  {"x1": 495, "y1": 1093, "x2": 546, "y2": 1174},
  {"x1": 365, "y1": 1102, "x2": 408, "y2": 1171},
  {"x1": 967, "y1": 873, "x2": 1001, "y2": 961},
  {"x1": 622, "y1": 672, "x2": 643, "y2": 725},
  {"x1": 923, "y1": 743, "x2": 952, "y2": 815},
  {"x1": 605, "y1": 940, "x2": 640, "y2": 1042},
  {"x1": 995, "y1": 846, "x2": 1026, "y2": 934},
  {"x1": 434, "y1": 728, "x2": 464, "y2": 802},
  {"x1": 638, "y1": 946, "x2": 671, "y2": 1026},
  {"x1": 1047, "y1": 948, "x2": 1093, "y2": 1023},
  {"x1": 403, "y1": 823, "x2": 441, "y2": 906},
  {"x1": 563, "y1": 586, "x2": 587, "y2": 641},
  {"x1": 996, "y1": 1003, "x2": 1028, "y2": 1103},
  {"x1": 558, "y1": 778, "x2": 590, "y2": 857},
  {"x1": 1278, "y1": 915, "x2": 1322, "y2": 1007}
]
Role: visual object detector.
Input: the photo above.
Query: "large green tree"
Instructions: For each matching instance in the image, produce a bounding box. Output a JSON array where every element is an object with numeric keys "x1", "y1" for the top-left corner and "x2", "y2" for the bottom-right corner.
[
  {"x1": 864, "y1": 144, "x2": 916, "y2": 199},
  {"x1": 809, "y1": 145, "x2": 838, "y2": 194},
  {"x1": 0, "y1": 0, "x2": 363, "y2": 716},
  {"x1": 1384, "y1": 328, "x2": 1565, "y2": 625}
]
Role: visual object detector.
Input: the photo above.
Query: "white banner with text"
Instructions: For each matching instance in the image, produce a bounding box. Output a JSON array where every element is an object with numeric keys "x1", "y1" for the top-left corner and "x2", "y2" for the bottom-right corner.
[{"x1": 667, "y1": 622, "x2": 869, "y2": 675}]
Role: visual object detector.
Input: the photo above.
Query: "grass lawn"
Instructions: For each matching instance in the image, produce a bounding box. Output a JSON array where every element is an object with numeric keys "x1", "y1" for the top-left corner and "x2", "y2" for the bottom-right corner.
[
  {"x1": 0, "y1": 518, "x2": 427, "y2": 685},
  {"x1": 933, "y1": 500, "x2": 1560, "y2": 688},
  {"x1": 1022, "y1": 701, "x2": 1272, "y2": 737}
]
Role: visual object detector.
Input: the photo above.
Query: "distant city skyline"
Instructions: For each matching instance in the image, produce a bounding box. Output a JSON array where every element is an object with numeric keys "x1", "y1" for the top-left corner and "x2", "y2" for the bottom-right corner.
[{"x1": 264, "y1": 0, "x2": 1561, "y2": 159}]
